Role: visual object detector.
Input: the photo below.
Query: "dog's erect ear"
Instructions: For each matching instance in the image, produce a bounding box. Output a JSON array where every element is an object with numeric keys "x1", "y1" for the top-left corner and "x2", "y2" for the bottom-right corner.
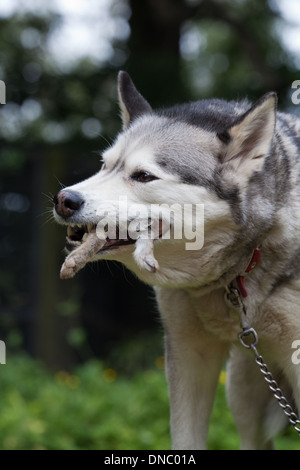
[
  {"x1": 118, "y1": 71, "x2": 152, "y2": 129},
  {"x1": 220, "y1": 92, "x2": 277, "y2": 170}
]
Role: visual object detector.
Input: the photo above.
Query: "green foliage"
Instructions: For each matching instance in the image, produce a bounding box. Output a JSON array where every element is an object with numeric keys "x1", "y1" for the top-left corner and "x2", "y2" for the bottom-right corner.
[
  {"x1": 0, "y1": 355, "x2": 170, "y2": 450},
  {"x1": 0, "y1": 355, "x2": 299, "y2": 450}
]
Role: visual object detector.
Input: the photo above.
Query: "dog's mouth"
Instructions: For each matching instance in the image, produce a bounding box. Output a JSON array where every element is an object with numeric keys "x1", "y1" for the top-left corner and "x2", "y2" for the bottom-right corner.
[{"x1": 65, "y1": 223, "x2": 137, "y2": 253}]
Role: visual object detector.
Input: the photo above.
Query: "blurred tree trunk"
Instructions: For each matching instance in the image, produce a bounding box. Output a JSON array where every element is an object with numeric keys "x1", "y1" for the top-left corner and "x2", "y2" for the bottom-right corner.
[
  {"x1": 126, "y1": 0, "x2": 194, "y2": 105},
  {"x1": 33, "y1": 149, "x2": 77, "y2": 370}
]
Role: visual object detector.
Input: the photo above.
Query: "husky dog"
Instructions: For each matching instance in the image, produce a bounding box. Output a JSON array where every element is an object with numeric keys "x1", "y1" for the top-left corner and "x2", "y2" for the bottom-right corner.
[{"x1": 53, "y1": 71, "x2": 300, "y2": 450}]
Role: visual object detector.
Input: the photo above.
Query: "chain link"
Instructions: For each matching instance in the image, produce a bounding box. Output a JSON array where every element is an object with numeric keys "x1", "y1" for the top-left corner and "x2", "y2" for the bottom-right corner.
[
  {"x1": 253, "y1": 353, "x2": 300, "y2": 434},
  {"x1": 225, "y1": 284, "x2": 300, "y2": 437}
]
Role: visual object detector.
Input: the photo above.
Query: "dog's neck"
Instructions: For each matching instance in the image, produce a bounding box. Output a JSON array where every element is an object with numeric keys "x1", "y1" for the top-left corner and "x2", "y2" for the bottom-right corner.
[{"x1": 185, "y1": 246, "x2": 262, "y2": 299}]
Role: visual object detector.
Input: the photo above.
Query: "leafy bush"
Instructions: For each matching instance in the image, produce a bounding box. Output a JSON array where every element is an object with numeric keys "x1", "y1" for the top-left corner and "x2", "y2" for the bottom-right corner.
[
  {"x1": 0, "y1": 355, "x2": 170, "y2": 450},
  {"x1": 0, "y1": 355, "x2": 298, "y2": 450}
]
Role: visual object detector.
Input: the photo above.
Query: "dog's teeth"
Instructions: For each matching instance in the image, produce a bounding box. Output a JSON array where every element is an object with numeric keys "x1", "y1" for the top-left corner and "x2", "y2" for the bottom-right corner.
[{"x1": 87, "y1": 223, "x2": 94, "y2": 232}]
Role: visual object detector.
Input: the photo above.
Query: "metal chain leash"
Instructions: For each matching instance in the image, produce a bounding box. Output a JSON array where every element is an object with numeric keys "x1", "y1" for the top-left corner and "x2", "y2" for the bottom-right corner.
[{"x1": 225, "y1": 284, "x2": 300, "y2": 437}]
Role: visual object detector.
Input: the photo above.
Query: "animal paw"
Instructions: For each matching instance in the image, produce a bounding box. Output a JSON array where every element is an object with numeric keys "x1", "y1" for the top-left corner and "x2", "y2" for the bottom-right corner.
[
  {"x1": 134, "y1": 250, "x2": 159, "y2": 272},
  {"x1": 142, "y1": 255, "x2": 159, "y2": 272},
  {"x1": 60, "y1": 251, "x2": 88, "y2": 279},
  {"x1": 60, "y1": 257, "x2": 78, "y2": 279},
  {"x1": 133, "y1": 237, "x2": 159, "y2": 273}
]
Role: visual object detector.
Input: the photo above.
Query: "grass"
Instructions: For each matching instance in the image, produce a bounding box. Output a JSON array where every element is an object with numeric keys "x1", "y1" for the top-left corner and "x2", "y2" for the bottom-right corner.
[{"x1": 0, "y1": 354, "x2": 298, "y2": 450}]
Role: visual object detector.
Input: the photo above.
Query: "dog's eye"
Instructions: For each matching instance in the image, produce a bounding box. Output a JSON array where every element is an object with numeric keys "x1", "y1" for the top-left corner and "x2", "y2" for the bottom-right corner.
[{"x1": 130, "y1": 171, "x2": 159, "y2": 183}]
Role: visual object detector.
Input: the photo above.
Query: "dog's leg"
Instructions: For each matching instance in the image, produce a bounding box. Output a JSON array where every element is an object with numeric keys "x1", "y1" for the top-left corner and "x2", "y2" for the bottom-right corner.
[
  {"x1": 157, "y1": 287, "x2": 228, "y2": 450},
  {"x1": 227, "y1": 345, "x2": 282, "y2": 450},
  {"x1": 228, "y1": 287, "x2": 300, "y2": 449},
  {"x1": 60, "y1": 232, "x2": 105, "y2": 279},
  {"x1": 275, "y1": 334, "x2": 300, "y2": 439}
]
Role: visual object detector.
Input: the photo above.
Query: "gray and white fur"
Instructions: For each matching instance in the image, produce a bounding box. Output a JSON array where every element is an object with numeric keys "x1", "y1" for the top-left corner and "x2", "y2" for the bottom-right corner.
[{"x1": 54, "y1": 71, "x2": 300, "y2": 449}]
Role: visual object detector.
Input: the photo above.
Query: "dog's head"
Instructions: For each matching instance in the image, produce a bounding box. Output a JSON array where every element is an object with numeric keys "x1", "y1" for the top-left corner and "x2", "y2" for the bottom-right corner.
[{"x1": 53, "y1": 72, "x2": 277, "y2": 289}]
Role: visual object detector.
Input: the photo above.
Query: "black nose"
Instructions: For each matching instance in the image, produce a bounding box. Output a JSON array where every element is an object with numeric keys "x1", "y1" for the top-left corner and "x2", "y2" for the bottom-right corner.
[{"x1": 53, "y1": 190, "x2": 84, "y2": 219}]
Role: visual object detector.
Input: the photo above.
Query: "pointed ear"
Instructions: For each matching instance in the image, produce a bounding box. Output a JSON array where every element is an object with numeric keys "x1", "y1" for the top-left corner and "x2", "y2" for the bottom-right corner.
[
  {"x1": 220, "y1": 92, "x2": 277, "y2": 170},
  {"x1": 118, "y1": 71, "x2": 152, "y2": 129}
]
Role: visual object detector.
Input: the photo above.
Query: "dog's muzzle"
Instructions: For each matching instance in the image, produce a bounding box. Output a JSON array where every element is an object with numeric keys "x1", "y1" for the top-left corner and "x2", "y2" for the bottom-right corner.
[
  {"x1": 53, "y1": 189, "x2": 137, "y2": 253},
  {"x1": 53, "y1": 189, "x2": 96, "y2": 251}
]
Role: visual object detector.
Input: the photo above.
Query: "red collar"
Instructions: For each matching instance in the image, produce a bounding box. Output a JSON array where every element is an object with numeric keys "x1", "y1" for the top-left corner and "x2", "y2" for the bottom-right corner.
[{"x1": 236, "y1": 248, "x2": 261, "y2": 298}]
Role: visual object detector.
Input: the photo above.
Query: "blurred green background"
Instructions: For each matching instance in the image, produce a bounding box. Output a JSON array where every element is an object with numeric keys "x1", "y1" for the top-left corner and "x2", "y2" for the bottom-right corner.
[{"x1": 0, "y1": 0, "x2": 300, "y2": 450}]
